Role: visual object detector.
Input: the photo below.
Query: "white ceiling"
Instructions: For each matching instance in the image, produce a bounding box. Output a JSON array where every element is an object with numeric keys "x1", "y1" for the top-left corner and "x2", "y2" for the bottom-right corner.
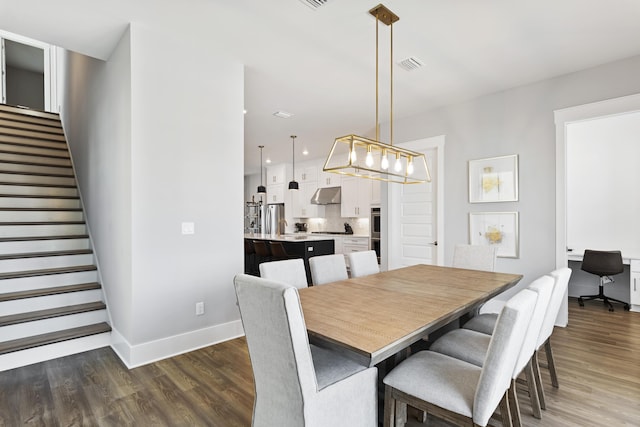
[{"x1": 2, "y1": 0, "x2": 640, "y2": 175}]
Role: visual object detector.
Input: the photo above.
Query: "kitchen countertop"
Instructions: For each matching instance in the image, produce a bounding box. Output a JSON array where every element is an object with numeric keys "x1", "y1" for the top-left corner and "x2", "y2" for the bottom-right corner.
[{"x1": 244, "y1": 233, "x2": 369, "y2": 241}]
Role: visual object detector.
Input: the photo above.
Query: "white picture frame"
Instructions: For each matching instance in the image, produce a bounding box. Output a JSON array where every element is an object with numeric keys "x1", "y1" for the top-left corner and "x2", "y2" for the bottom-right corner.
[
  {"x1": 469, "y1": 212, "x2": 519, "y2": 258},
  {"x1": 468, "y1": 155, "x2": 519, "y2": 203}
]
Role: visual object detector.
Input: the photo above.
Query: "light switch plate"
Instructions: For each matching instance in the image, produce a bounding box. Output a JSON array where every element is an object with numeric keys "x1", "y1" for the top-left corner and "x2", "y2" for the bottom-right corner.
[{"x1": 182, "y1": 222, "x2": 195, "y2": 235}]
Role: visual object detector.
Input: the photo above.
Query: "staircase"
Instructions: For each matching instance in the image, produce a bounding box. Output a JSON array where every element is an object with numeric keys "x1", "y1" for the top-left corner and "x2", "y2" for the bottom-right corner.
[{"x1": 0, "y1": 104, "x2": 111, "y2": 372}]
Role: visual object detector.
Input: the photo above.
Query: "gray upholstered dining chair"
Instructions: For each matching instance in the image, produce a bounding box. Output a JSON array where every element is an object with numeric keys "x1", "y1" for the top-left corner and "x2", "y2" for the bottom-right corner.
[
  {"x1": 452, "y1": 244, "x2": 497, "y2": 271},
  {"x1": 463, "y1": 267, "x2": 572, "y2": 411},
  {"x1": 309, "y1": 254, "x2": 348, "y2": 285},
  {"x1": 382, "y1": 288, "x2": 537, "y2": 427},
  {"x1": 347, "y1": 250, "x2": 380, "y2": 278},
  {"x1": 429, "y1": 275, "x2": 555, "y2": 426},
  {"x1": 234, "y1": 274, "x2": 378, "y2": 427},
  {"x1": 258, "y1": 258, "x2": 308, "y2": 289}
]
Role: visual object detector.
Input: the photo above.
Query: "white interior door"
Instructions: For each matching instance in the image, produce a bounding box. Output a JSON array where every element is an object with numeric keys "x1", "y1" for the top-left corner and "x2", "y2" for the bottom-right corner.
[{"x1": 387, "y1": 136, "x2": 445, "y2": 270}]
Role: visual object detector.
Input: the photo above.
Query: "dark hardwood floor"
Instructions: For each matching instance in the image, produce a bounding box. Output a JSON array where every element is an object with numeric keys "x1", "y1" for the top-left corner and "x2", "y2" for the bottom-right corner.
[{"x1": 1, "y1": 298, "x2": 638, "y2": 426}]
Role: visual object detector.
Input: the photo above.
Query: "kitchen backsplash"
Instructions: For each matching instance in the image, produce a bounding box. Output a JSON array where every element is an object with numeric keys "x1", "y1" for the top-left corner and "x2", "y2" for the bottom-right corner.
[{"x1": 304, "y1": 205, "x2": 370, "y2": 235}]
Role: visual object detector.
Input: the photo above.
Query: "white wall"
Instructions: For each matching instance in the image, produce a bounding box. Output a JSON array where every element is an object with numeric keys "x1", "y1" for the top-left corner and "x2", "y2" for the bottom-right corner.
[
  {"x1": 5, "y1": 66, "x2": 44, "y2": 109},
  {"x1": 58, "y1": 23, "x2": 245, "y2": 367},
  {"x1": 381, "y1": 54, "x2": 640, "y2": 292}
]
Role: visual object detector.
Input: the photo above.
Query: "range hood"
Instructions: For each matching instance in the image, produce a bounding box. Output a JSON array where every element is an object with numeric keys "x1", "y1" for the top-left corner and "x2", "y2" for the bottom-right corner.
[{"x1": 310, "y1": 186, "x2": 341, "y2": 205}]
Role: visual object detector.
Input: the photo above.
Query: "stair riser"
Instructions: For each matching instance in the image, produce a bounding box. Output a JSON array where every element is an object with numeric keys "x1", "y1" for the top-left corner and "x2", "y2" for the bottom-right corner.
[
  {"x1": 0, "y1": 142, "x2": 68, "y2": 159},
  {"x1": 0, "y1": 210, "x2": 83, "y2": 222},
  {"x1": 1, "y1": 289, "x2": 103, "y2": 316},
  {"x1": 0, "y1": 127, "x2": 66, "y2": 142},
  {"x1": 0, "y1": 254, "x2": 94, "y2": 272},
  {"x1": 0, "y1": 197, "x2": 80, "y2": 209},
  {"x1": 0, "y1": 134, "x2": 67, "y2": 151},
  {"x1": 0, "y1": 119, "x2": 64, "y2": 136},
  {"x1": 0, "y1": 173, "x2": 76, "y2": 186},
  {"x1": 0, "y1": 152, "x2": 71, "y2": 167},
  {"x1": 0, "y1": 184, "x2": 77, "y2": 197},
  {"x1": 0, "y1": 270, "x2": 98, "y2": 293},
  {"x1": 0, "y1": 310, "x2": 108, "y2": 342},
  {"x1": 0, "y1": 332, "x2": 110, "y2": 372},
  {"x1": 0, "y1": 162, "x2": 73, "y2": 176},
  {"x1": 0, "y1": 224, "x2": 86, "y2": 238},
  {"x1": 0, "y1": 238, "x2": 90, "y2": 255}
]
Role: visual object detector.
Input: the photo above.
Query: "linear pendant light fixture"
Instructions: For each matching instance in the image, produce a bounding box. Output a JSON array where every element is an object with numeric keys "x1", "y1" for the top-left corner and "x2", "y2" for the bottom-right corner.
[
  {"x1": 288, "y1": 135, "x2": 299, "y2": 190},
  {"x1": 257, "y1": 145, "x2": 266, "y2": 194},
  {"x1": 323, "y1": 4, "x2": 431, "y2": 184}
]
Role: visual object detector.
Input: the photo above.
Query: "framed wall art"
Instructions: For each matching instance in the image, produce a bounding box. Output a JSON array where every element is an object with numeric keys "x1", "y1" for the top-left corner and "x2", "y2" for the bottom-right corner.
[
  {"x1": 469, "y1": 211, "x2": 519, "y2": 258},
  {"x1": 468, "y1": 155, "x2": 519, "y2": 203}
]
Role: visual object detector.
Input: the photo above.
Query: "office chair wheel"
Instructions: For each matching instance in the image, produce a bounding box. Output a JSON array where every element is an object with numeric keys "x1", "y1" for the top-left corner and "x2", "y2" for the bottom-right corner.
[
  {"x1": 578, "y1": 298, "x2": 584, "y2": 307},
  {"x1": 624, "y1": 304, "x2": 630, "y2": 311},
  {"x1": 609, "y1": 307, "x2": 614, "y2": 312}
]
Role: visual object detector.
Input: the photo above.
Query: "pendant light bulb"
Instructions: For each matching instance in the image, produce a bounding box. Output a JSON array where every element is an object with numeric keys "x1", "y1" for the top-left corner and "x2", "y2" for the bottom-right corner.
[
  {"x1": 365, "y1": 146, "x2": 374, "y2": 167},
  {"x1": 350, "y1": 148, "x2": 357, "y2": 163},
  {"x1": 257, "y1": 145, "x2": 266, "y2": 194},
  {"x1": 394, "y1": 153, "x2": 402, "y2": 172},
  {"x1": 407, "y1": 156, "x2": 415, "y2": 175},
  {"x1": 381, "y1": 150, "x2": 389, "y2": 170}
]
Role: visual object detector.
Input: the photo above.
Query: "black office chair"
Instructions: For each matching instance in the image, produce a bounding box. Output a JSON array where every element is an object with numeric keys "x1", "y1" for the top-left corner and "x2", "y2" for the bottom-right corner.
[{"x1": 579, "y1": 249, "x2": 629, "y2": 312}]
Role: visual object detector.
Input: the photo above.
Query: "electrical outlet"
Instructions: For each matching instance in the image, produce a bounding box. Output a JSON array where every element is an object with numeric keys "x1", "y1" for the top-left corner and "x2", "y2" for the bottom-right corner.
[{"x1": 195, "y1": 301, "x2": 205, "y2": 316}]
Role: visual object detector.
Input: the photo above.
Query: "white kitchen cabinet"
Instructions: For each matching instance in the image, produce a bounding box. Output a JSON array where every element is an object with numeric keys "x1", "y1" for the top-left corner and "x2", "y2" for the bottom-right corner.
[
  {"x1": 371, "y1": 180, "x2": 381, "y2": 205},
  {"x1": 631, "y1": 260, "x2": 640, "y2": 310},
  {"x1": 333, "y1": 236, "x2": 344, "y2": 254},
  {"x1": 342, "y1": 236, "x2": 369, "y2": 253},
  {"x1": 318, "y1": 167, "x2": 342, "y2": 188},
  {"x1": 295, "y1": 165, "x2": 317, "y2": 183},
  {"x1": 267, "y1": 164, "x2": 289, "y2": 185},
  {"x1": 292, "y1": 181, "x2": 324, "y2": 218},
  {"x1": 266, "y1": 183, "x2": 285, "y2": 204},
  {"x1": 341, "y1": 177, "x2": 371, "y2": 218}
]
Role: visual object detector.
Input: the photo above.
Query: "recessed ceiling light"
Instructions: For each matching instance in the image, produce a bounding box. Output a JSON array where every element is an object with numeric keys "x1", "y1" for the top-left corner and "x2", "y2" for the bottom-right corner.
[
  {"x1": 243, "y1": 109, "x2": 247, "y2": 114},
  {"x1": 302, "y1": 149, "x2": 309, "y2": 156},
  {"x1": 273, "y1": 111, "x2": 294, "y2": 119},
  {"x1": 266, "y1": 159, "x2": 272, "y2": 164}
]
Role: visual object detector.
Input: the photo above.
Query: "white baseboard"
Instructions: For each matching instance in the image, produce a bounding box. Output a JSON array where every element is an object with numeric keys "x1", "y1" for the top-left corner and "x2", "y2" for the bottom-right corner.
[{"x1": 110, "y1": 319, "x2": 245, "y2": 369}]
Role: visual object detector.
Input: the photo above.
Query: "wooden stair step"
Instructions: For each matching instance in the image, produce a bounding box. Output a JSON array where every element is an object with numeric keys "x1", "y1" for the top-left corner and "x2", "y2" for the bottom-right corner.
[
  {"x1": 0, "y1": 208, "x2": 82, "y2": 212},
  {"x1": 0, "y1": 234, "x2": 89, "y2": 243},
  {"x1": 0, "y1": 158, "x2": 72, "y2": 168},
  {"x1": 0, "y1": 194, "x2": 79, "y2": 199},
  {"x1": 0, "y1": 169, "x2": 74, "y2": 178},
  {"x1": 0, "y1": 282, "x2": 101, "y2": 302},
  {"x1": 0, "y1": 111, "x2": 63, "y2": 128},
  {"x1": 0, "y1": 148, "x2": 69, "y2": 160},
  {"x1": 0, "y1": 105, "x2": 60, "y2": 120},
  {"x1": 0, "y1": 301, "x2": 106, "y2": 327},
  {"x1": 0, "y1": 221, "x2": 85, "y2": 226},
  {"x1": 0, "y1": 249, "x2": 93, "y2": 261},
  {"x1": 0, "y1": 322, "x2": 111, "y2": 355},
  {"x1": 0, "y1": 140, "x2": 69, "y2": 153},
  {"x1": 0, "y1": 119, "x2": 65, "y2": 136},
  {"x1": 0, "y1": 181, "x2": 76, "y2": 189},
  {"x1": 0, "y1": 264, "x2": 97, "y2": 280}
]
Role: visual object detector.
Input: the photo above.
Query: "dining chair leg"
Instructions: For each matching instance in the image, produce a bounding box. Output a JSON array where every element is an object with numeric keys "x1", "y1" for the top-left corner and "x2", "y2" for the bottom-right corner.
[
  {"x1": 395, "y1": 401, "x2": 407, "y2": 427},
  {"x1": 384, "y1": 386, "x2": 396, "y2": 427},
  {"x1": 507, "y1": 379, "x2": 522, "y2": 427},
  {"x1": 532, "y1": 350, "x2": 547, "y2": 410},
  {"x1": 499, "y1": 392, "x2": 514, "y2": 427},
  {"x1": 524, "y1": 359, "x2": 542, "y2": 419},
  {"x1": 545, "y1": 338, "x2": 559, "y2": 388}
]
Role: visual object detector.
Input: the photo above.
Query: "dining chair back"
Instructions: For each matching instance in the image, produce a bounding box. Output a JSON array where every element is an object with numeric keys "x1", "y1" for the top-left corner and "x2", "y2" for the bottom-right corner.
[
  {"x1": 452, "y1": 244, "x2": 497, "y2": 271},
  {"x1": 309, "y1": 254, "x2": 348, "y2": 285},
  {"x1": 383, "y1": 288, "x2": 537, "y2": 427},
  {"x1": 259, "y1": 258, "x2": 308, "y2": 289},
  {"x1": 347, "y1": 250, "x2": 380, "y2": 278},
  {"x1": 233, "y1": 274, "x2": 378, "y2": 427}
]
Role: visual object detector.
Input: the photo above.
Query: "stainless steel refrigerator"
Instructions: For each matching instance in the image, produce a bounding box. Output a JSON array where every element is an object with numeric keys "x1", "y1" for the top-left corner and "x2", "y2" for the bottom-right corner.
[{"x1": 260, "y1": 203, "x2": 286, "y2": 235}]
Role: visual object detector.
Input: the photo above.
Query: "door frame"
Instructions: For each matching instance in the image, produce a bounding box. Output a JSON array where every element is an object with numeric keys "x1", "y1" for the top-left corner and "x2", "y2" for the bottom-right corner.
[
  {"x1": 0, "y1": 29, "x2": 56, "y2": 112},
  {"x1": 383, "y1": 135, "x2": 445, "y2": 271}
]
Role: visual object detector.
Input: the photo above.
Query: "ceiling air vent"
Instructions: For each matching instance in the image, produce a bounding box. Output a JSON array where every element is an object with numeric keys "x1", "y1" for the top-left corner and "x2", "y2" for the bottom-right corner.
[
  {"x1": 398, "y1": 56, "x2": 424, "y2": 71},
  {"x1": 299, "y1": 0, "x2": 330, "y2": 10}
]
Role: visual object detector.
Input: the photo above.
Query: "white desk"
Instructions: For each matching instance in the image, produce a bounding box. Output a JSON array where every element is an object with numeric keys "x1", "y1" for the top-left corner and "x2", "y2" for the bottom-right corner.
[{"x1": 567, "y1": 252, "x2": 640, "y2": 312}]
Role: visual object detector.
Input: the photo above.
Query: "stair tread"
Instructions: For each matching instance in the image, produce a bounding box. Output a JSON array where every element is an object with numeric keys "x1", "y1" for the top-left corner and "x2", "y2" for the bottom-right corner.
[
  {"x1": 0, "y1": 301, "x2": 106, "y2": 327},
  {"x1": 0, "y1": 181, "x2": 76, "y2": 189},
  {"x1": 0, "y1": 159, "x2": 72, "y2": 168},
  {"x1": 0, "y1": 148, "x2": 70, "y2": 160},
  {"x1": 0, "y1": 140, "x2": 68, "y2": 153},
  {"x1": 0, "y1": 208, "x2": 82, "y2": 211},
  {"x1": 0, "y1": 169, "x2": 74, "y2": 178},
  {"x1": 0, "y1": 221, "x2": 85, "y2": 225},
  {"x1": 0, "y1": 264, "x2": 97, "y2": 280},
  {"x1": 0, "y1": 234, "x2": 89, "y2": 242},
  {"x1": 0, "y1": 322, "x2": 111, "y2": 355},
  {"x1": 0, "y1": 249, "x2": 92, "y2": 261},
  {"x1": 0, "y1": 193, "x2": 79, "y2": 199},
  {"x1": 0, "y1": 282, "x2": 101, "y2": 302}
]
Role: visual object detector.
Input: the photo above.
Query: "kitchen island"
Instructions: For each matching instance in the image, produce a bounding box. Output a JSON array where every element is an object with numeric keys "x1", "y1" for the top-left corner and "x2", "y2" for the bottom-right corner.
[{"x1": 244, "y1": 234, "x2": 335, "y2": 284}]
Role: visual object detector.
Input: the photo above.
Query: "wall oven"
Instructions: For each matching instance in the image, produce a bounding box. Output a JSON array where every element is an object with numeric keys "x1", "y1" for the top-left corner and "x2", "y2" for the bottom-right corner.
[{"x1": 370, "y1": 207, "x2": 381, "y2": 263}]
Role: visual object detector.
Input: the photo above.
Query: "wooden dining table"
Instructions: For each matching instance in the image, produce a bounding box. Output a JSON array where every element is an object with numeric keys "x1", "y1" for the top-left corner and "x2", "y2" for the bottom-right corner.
[{"x1": 298, "y1": 264, "x2": 523, "y2": 367}]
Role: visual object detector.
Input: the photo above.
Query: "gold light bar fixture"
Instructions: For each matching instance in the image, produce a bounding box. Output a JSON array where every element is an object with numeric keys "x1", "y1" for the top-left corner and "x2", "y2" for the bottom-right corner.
[{"x1": 323, "y1": 4, "x2": 431, "y2": 184}]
